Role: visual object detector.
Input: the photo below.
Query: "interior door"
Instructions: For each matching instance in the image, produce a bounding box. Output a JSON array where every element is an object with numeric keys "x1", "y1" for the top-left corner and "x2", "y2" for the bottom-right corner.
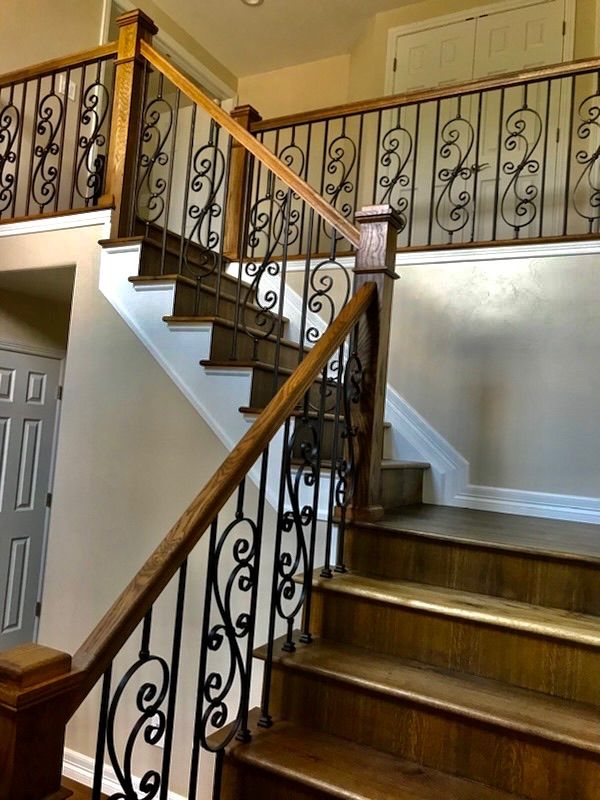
[
  {"x1": 473, "y1": 0, "x2": 567, "y2": 239},
  {"x1": 0, "y1": 349, "x2": 61, "y2": 651}
]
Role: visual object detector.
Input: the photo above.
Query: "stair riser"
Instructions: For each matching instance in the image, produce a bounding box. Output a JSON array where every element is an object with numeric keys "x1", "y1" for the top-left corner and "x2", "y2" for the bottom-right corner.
[
  {"x1": 248, "y1": 370, "x2": 323, "y2": 410},
  {"x1": 345, "y1": 528, "x2": 600, "y2": 615},
  {"x1": 381, "y1": 468, "x2": 424, "y2": 508},
  {"x1": 310, "y1": 589, "x2": 600, "y2": 704},
  {"x1": 267, "y1": 664, "x2": 600, "y2": 800},
  {"x1": 221, "y1": 760, "x2": 340, "y2": 800},
  {"x1": 210, "y1": 324, "x2": 301, "y2": 370}
]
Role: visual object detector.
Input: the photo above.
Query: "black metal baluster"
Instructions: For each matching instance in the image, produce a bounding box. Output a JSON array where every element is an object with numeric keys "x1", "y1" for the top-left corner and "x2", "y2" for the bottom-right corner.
[
  {"x1": 563, "y1": 74, "x2": 577, "y2": 235},
  {"x1": 372, "y1": 109, "x2": 383, "y2": 205},
  {"x1": 54, "y1": 69, "x2": 69, "y2": 212},
  {"x1": 178, "y1": 103, "x2": 196, "y2": 275},
  {"x1": 159, "y1": 560, "x2": 188, "y2": 800},
  {"x1": 320, "y1": 344, "x2": 344, "y2": 578},
  {"x1": 539, "y1": 79, "x2": 552, "y2": 238},
  {"x1": 69, "y1": 64, "x2": 87, "y2": 209},
  {"x1": 492, "y1": 87, "x2": 506, "y2": 241},
  {"x1": 25, "y1": 77, "x2": 41, "y2": 216},
  {"x1": 91, "y1": 662, "x2": 113, "y2": 800},
  {"x1": 471, "y1": 91, "x2": 484, "y2": 242},
  {"x1": 408, "y1": 103, "x2": 420, "y2": 247},
  {"x1": 427, "y1": 99, "x2": 441, "y2": 245},
  {"x1": 127, "y1": 58, "x2": 149, "y2": 236},
  {"x1": 160, "y1": 86, "x2": 180, "y2": 271},
  {"x1": 298, "y1": 207, "x2": 316, "y2": 363}
]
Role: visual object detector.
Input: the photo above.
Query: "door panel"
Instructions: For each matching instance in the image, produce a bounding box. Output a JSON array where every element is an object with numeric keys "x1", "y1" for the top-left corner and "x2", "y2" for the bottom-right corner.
[
  {"x1": 474, "y1": 1, "x2": 565, "y2": 77},
  {"x1": 0, "y1": 349, "x2": 61, "y2": 651},
  {"x1": 393, "y1": 19, "x2": 477, "y2": 94}
]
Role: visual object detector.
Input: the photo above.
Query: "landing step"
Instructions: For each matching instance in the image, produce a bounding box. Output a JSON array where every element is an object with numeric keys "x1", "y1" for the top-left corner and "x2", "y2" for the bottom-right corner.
[
  {"x1": 358, "y1": 504, "x2": 600, "y2": 564},
  {"x1": 309, "y1": 571, "x2": 600, "y2": 647},
  {"x1": 222, "y1": 711, "x2": 524, "y2": 800},
  {"x1": 165, "y1": 315, "x2": 295, "y2": 346},
  {"x1": 258, "y1": 635, "x2": 600, "y2": 754}
]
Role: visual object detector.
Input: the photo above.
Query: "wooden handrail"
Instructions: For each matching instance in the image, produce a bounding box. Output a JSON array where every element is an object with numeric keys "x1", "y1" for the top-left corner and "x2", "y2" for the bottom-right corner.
[
  {"x1": 0, "y1": 42, "x2": 118, "y2": 88},
  {"x1": 139, "y1": 41, "x2": 361, "y2": 249},
  {"x1": 251, "y1": 54, "x2": 600, "y2": 132},
  {"x1": 72, "y1": 280, "x2": 376, "y2": 696}
]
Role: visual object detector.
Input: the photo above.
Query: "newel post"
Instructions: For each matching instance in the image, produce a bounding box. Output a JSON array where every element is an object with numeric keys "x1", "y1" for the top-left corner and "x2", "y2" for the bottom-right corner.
[
  {"x1": 223, "y1": 105, "x2": 262, "y2": 260},
  {"x1": 0, "y1": 644, "x2": 78, "y2": 800},
  {"x1": 102, "y1": 10, "x2": 158, "y2": 239},
  {"x1": 350, "y1": 205, "x2": 402, "y2": 522}
]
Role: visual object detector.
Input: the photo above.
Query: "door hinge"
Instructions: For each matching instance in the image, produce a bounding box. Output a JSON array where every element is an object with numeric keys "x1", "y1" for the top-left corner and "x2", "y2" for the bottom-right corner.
[
  {"x1": 562, "y1": 20, "x2": 566, "y2": 36},
  {"x1": 393, "y1": 56, "x2": 397, "y2": 72},
  {"x1": 35, "y1": 601, "x2": 42, "y2": 617},
  {"x1": 556, "y1": 127, "x2": 561, "y2": 143},
  {"x1": 46, "y1": 492, "x2": 52, "y2": 508},
  {"x1": 56, "y1": 385, "x2": 63, "y2": 400}
]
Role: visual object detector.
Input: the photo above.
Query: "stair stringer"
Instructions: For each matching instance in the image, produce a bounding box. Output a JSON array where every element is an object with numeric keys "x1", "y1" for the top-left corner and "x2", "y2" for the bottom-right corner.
[{"x1": 98, "y1": 242, "x2": 333, "y2": 517}]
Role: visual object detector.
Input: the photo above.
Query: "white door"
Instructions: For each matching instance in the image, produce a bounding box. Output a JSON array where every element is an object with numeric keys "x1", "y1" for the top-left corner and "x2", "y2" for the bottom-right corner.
[
  {"x1": 0, "y1": 349, "x2": 61, "y2": 650},
  {"x1": 388, "y1": 0, "x2": 569, "y2": 244}
]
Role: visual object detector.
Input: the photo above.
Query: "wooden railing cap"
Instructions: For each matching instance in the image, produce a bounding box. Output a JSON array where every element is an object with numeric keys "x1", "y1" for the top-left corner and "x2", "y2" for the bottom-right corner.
[
  {"x1": 355, "y1": 205, "x2": 405, "y2": 230},
  {"x1": 116, "y1": 8, "x2": 159, "y2": 35},
  {"x1": 0, "y1": 643, "x2": 71, "y2": 690}
]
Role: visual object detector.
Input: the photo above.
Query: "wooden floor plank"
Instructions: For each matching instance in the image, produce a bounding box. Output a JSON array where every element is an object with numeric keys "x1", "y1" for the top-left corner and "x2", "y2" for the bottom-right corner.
[{"x1": 358, "y1": 505, "x2": 600, "y2": 563}]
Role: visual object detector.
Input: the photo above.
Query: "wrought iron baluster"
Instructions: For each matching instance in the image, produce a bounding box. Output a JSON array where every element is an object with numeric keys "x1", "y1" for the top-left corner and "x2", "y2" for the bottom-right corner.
[
  {"x1": 0, "y1": 85, "x2": 21, "y2": 218},
  {"x1": 378, "y1": 106, "x2": 414, "y2": 235},
  {"x1": 73, "y1": 61, "x2": 111, "y2": 208},
  {"x1": 563, "y1": 75, "x2": 577, "y2": 235},
  {"x1": 92, "y1": 662, "x2": 113, "y2": 800},
  {"x1": 539, "y1": 79, "x2": 552, "y2": 238},
  {"x1": 322, "y1": 117, "x2": 357, "y2": 246},
  {"x1": 30, "y1": 74, "x2": 65, "y2": 214},
  {"x1": 435, "y1": 95, "x2": 476, "y2": 244},
  {"x1": 572, "y1": 71, "x2": 600, "y2": 233},
  {"x1": 500, "y1": 84, "x2": 542, "y2": 239},
  {"x1": 492, "y1": 87, "x2": 506, "y2": 241}
]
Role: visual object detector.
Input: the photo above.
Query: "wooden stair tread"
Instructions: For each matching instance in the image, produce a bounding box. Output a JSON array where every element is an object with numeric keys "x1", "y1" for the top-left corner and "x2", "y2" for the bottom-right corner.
[
  {"x1": 356, "y1": 504, "x2": 600, "y2": 565},
  {"x1": 129, "y1": 273, "x2": 197, "y2": 288},
  {"x1": 257, "y1": 635, "x2": 600, "y2": 754},
  {"x1": 226, "y1": 712, "x2": 524, "y2": 800},
  {"x1": 309, "y1": 571, "x2": 600, "y2": 646},
  {"x1": 239, "y1": 406, "x2": 393, "y2": 430}
]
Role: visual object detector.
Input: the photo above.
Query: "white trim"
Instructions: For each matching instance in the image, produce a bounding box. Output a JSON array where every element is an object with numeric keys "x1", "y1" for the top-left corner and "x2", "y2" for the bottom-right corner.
[
  {"x1": 385, "y1": 0, "x2": 574, "y2": 95},
  {"x1": 63, "y1": 748, "x2": 187, "y2": 800},
  {"x1": 453, "y1": 484, "x2": 600, "y2": 524},
  {"x1": 99, "y1": 0, "x2": 113, "y2": 44},
  {"x1": 385, "y1": 385, "x2": 468, "y2": 504},
  {"x1": 0, "y1": 339, "x2": 65, "y2": 360},
  {"x1": 0, "y1": 209, "x2": 112, "y2": 238},
  {"x1": 112, "y1": 0, "x2": 236, "y2": 103}
]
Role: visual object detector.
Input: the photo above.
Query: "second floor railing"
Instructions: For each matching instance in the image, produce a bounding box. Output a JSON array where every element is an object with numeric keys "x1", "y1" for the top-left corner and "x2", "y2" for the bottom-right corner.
[{"x1": 252, "y1": 57, "x2": 600, "y2": 252}]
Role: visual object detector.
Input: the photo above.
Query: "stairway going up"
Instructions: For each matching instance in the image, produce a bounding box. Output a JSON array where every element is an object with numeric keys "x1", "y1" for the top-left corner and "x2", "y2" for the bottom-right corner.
[{"x1": 216, "y1": 499, "x2": 600, "y2": 799}]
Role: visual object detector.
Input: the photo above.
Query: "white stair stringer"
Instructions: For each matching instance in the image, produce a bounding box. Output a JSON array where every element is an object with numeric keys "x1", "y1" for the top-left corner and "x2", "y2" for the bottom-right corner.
[{"x1": 98, "y1": 242, "x2": 332, "y2": 517}]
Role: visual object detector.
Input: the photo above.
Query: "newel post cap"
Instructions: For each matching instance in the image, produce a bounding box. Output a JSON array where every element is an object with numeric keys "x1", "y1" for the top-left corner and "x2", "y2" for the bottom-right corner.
[
  {"x1": 355, "y1": 204, "x2": 404, "y2": 231},
  {"x1": 0, "y1": 643, "x2": 71, "y2": 693},
  {"x1": 354, "y1": 204, "x2": 402, "y2": 277},
  {"x1": 116, "y1": 9, "x2": 159, "y2": 36}
]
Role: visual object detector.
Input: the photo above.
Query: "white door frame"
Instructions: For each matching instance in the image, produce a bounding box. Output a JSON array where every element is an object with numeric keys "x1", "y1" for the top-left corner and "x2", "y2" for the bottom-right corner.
[
  {"x1": 0, "y1": 340, "x2": 66, "y2": 642},
  {"x1": 385, "y1": 0, "x2": 575, "y2": 95}
]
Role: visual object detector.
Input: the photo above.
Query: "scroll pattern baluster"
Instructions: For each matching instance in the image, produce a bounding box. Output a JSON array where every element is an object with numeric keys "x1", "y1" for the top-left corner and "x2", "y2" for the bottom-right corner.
[
  {"x1": 136, "y1": 76, "x2": 174, "y2": 226},
  {"x1": 0, "y1": 95, "x2": 20, "y2": 216},
  {"x1": 435, "y1": 101, "x2": 476, "y2": 243},
  {"x1": 378, "y1": 108, "x2": 413, "y2": 233},
  {"x1": 74, "y1": 70, "x2": 111, "y2": 207},
  {"x1": 573, "y1": 81, "x2": 600, "y2": 232},
  {"x1": 31, "y1": 79, "x2": 65, "y2": 213}
]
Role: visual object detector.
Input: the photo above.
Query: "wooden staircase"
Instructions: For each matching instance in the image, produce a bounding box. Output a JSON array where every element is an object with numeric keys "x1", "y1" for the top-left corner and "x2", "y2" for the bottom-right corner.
[{"x1": 216, "y1": 501, "x2": 600, "y2": 799}]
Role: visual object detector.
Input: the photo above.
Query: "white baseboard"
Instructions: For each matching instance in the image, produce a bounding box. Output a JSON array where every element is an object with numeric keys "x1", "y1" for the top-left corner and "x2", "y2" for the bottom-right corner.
[
  {"x1": 453, "y1": 484, "x2": 600, "y2": 524},
  {"x1": 63, "y1": 748, "x2": 187, "y2": 800}
]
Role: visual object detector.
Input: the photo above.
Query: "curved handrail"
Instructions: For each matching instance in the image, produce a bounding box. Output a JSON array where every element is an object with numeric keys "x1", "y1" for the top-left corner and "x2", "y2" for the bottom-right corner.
[
  {"x1": 251, "y1": 54, "x2": 600, "y2": 132},
  {"x1": 71, "y1": 280, "x2": 376, "y2": 700},
  {"x1": 139, "y1": 41, "x2": 361, "y2": 249}
]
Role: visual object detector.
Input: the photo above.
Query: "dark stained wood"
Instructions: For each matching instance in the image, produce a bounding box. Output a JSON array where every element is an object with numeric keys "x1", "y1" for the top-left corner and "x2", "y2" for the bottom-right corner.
[
  {"x1": 0, "y1": 44, "x2": 117, "y2": 89},
  {"x1": 61, "y1": 778, "x2": 106, "y2": 800},
  {"x1": 310, "y1": 571, "x2": 600, "y2": 704},
  {"x1": 351, "y1": 205, "x2": 403, "y2": 522},
  {"x1": 139, "y1": 41, "x2": 361, "y2": 248},
  {"x1": 219, "y1": 710, "x2": 525, "y2": 800},
  {"x1": 102, "y1": 11, "x2": 158, "y2": 239},
  {"x1": 0, "y1": 645, "x2": 78, "y2": 800},
  {"x1": 262, "y1": 637, "x2": 600, "y2": 800},
  {"x1": 71, "y1": 282, "x2": 376, "y2": 696},
  {"x1": 252, "y1": 55, "x2": 600, "y2": 132},
  {"x1": 224, "y1": 105, "x2": 262, "y2": 259}
]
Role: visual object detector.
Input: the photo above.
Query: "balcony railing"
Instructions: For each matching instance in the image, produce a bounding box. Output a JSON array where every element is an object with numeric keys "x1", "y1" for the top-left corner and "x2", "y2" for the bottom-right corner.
[{"x1": 252, "y1": 57, "x2": 600, "y2": 253}]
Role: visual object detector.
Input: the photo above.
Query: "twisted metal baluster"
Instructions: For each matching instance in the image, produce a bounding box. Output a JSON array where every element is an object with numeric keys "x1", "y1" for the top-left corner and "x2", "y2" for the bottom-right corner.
[
  {"x1": 379, "y1": 107, "x2": 413, "y2": 233},
  {"x1": 135, "y1": 75, "x2": 174, "y2": 227},
  {"x1": 31, "y1": 76, "x2": 65, "y2": 213},
  {"x1": 74, "y1": 65, "x2": 110, "y2": 206},
  {"x1": 435, "y1": 98, "x2": 475, "y2": 243},
  {"x1": 0, "y1": 93, "x2": 20, "y2": 216},
  {"x1": 573, "y1": 74, "x2": 600, "y2": 233},
  {"x1": 500, "y1": 87, "x2": 542, "y2": 238}
]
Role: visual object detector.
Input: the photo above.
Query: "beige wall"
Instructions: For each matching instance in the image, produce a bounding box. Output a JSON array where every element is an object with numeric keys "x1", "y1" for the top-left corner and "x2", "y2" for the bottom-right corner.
[
  {"x1": 0, "y1": 220, "x2": 277, "y2": 793},
  {"x1": 388, "y1": 251, "x2": 600, "y2": 496},
  {"x1": 0, "y1": 287, "x2": 71, "y2": 352},
  {"x1": 238, "y1": 54, "x2": 350, "y2": 119},
  {"x1": 0, "y1": 0, "x2": 105, "y2": 73}
]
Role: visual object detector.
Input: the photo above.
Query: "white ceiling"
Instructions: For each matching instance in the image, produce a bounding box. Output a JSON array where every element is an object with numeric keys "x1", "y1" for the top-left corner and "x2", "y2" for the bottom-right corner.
[{"x1": 152, "y1": 0, "x2": 420, "y2": 76}]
